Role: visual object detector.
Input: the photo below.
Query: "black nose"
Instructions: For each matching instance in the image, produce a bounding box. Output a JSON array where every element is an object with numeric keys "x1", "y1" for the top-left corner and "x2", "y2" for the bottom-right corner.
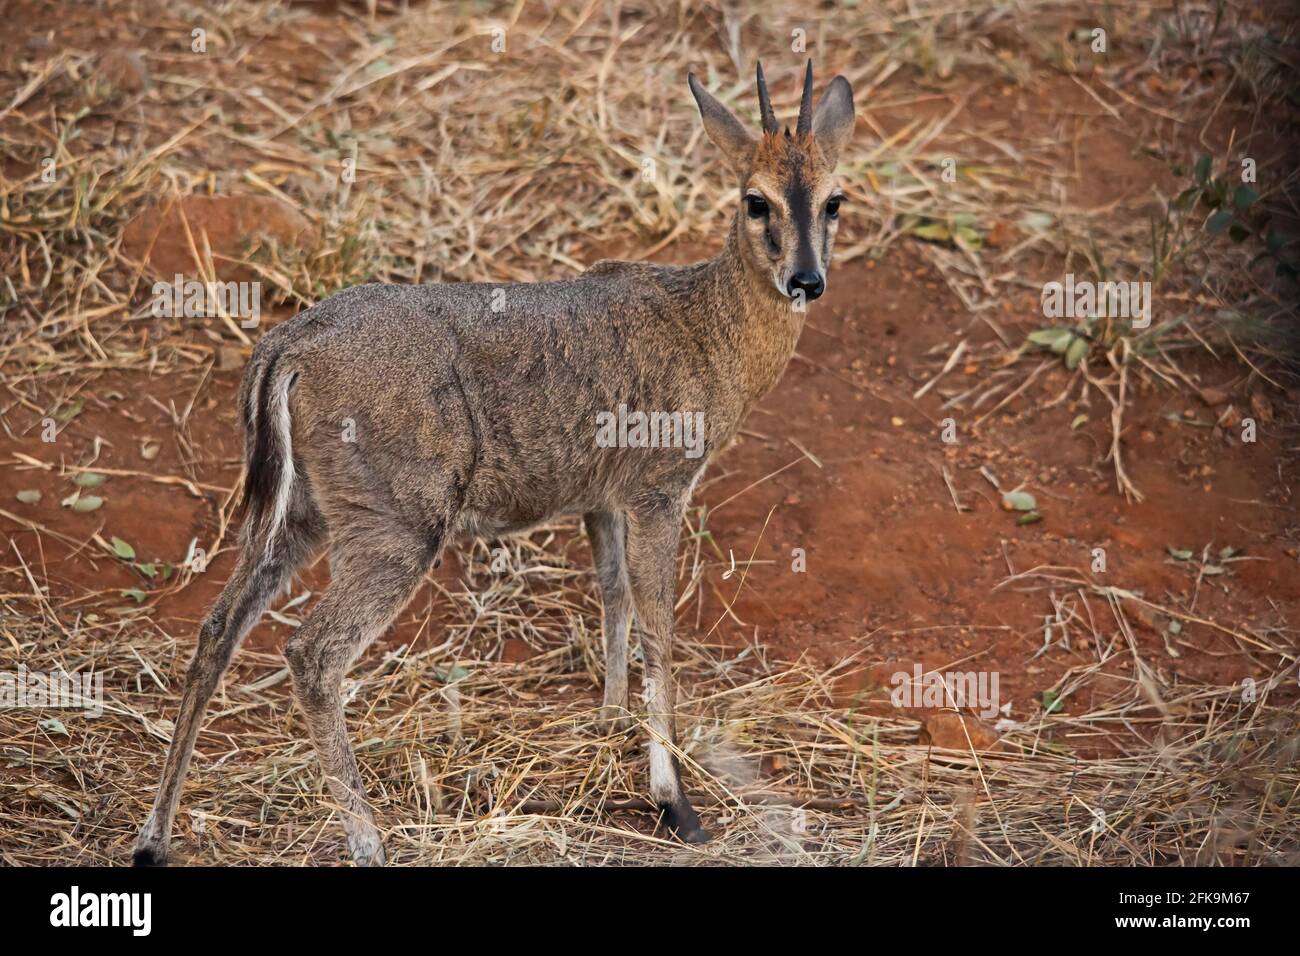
[{"x1": 787, "y1": 271, "x2": 824, "y2": 301}]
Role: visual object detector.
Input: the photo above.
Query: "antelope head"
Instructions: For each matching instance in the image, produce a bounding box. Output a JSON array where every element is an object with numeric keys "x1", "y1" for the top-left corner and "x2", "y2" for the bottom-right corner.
[{"x1": 689, "y1": 61, "x2": 856, "y2": 304}]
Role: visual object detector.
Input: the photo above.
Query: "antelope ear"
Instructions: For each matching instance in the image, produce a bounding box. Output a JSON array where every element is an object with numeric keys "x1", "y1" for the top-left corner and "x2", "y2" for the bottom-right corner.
[
  {"x1": 812, "y1": 75, "x2": 855, "y2": 166},
  {"x1": 688, "y1": 72, "x2": 756, "y2": 175}
]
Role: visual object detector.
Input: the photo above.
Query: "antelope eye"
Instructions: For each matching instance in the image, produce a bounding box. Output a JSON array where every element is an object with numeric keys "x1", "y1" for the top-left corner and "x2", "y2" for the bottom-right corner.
[
  {"x1": 745, "y1": 195, "x2": 769, "y2": 218},
  {"x1": 825, "y1": 196, "x2": 843, "y2": 219}
]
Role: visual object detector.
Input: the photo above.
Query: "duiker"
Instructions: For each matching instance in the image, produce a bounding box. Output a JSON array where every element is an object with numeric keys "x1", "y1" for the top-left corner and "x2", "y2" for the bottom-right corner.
[{"x1": 136, "y1": 61, "x2": 854, "y2": 865}]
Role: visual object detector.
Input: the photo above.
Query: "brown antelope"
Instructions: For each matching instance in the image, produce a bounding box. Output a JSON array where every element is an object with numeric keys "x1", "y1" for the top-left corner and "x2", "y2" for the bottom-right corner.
[{"x1": 135, "y1": 61, "x2": 854, "y2": 865}]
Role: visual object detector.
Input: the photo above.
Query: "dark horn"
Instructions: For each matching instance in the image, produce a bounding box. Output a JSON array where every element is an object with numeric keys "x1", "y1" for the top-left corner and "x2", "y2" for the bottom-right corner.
[
  {"x1": 795, "y1": 59, "x2": 814, "y2": 136},
  {"x1": 756, "y1": 61, "x2": 779, "y2": 134}
]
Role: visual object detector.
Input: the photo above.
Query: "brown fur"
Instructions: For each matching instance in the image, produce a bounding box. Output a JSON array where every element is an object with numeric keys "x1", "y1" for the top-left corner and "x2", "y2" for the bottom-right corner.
[{"x1": 134, "y1": 63, "x2": 855, "y2": 866}]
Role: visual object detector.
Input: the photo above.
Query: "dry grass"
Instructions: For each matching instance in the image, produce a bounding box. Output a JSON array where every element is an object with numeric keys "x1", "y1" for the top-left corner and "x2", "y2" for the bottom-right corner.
[
  {"x1": 1, "y1": 0, "x2": 1297, "y2": 865},
  {"x1": 5, "y1": 531, "x2": 1297, "y2": 866}
]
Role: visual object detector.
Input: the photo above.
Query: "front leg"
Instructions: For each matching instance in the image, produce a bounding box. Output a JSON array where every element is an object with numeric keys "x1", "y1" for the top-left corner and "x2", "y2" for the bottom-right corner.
[
  {"x1": 584, "y1": 511, "x2": 633, "y2": 733},
  {"x1": 624, "y1": 494, "x2": 710, "y2": 843}
]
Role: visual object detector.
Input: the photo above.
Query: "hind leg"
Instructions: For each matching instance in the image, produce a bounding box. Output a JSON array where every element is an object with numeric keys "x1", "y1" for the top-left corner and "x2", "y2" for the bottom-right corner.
[
  {"x1": 584, "y1": 510, "x2": 634, "y2": 733},
  {"x1": 135, "y1": 491, "x2": 324, "y2": 865},
  {"x1": 284, "y1": 525, "x2": 434, "y2": 866}
]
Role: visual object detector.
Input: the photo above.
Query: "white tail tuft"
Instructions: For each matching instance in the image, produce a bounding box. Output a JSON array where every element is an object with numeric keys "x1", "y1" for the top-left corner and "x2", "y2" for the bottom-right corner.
[{"x1": 262, "y1": 370, "x2": 297, "y2": 558}]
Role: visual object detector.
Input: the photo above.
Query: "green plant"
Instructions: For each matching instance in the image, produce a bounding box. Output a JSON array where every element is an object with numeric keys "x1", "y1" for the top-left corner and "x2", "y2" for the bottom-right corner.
[{"x1": 1174, "y1": 154, "x2": 1295, "y2": 283}]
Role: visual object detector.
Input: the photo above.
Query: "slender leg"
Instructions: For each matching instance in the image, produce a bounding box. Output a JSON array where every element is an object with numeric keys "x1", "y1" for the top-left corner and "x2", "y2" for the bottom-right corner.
[
  {"x1": 134, "y1": 506, "x2": 324, "y2": 865},
  {"x1": 283, "y1": 531, "x2": 432, "y2": 866},
  {"x1": 625, "y1": 495, "x2": 710, "y2": 843},
  {"x1": 583, "y1": 510, "x2": 633, "y2": 732}
]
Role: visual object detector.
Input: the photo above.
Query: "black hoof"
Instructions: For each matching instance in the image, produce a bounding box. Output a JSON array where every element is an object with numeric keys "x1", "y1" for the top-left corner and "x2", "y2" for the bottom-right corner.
[
  {"x1": 677, "y1": 822, "x2": 713, "y2": 844},
  {"x1": 661, "y1": 801, "x2": 712, "y2": 844},
  {"x1": 133, "y1": 844, "x2": 166, "y2": 866}
]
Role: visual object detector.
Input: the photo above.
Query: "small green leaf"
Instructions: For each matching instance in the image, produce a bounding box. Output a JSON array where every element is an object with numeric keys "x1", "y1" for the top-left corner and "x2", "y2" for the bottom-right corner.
[
  {"x1": 39, "y1": 717, "x2": 69, "y2": 735},
  {"x1": 1017, "y1": 511, "x2": 1043, "y2": 525},
  {"x1": 1027, "y1": 328, "x2": 1074, "y2": 352},
  {"x1": 1041, "y1": 690, "x2": 1064, "y2": 714},
  {"x1": 137, "y1": 562, "x2": 157, "y2": 578},
  {"x1": 909, "y1": 222, "x2": 952, "y2": 243},
  {"x1": 1070, "y1": 414, "x2": 1088, "y2": 429},
  {"x1": 1167, "y1": 620, "x2": 1183, "y2": 635},
  {"x1": 111, "y1": 536, "x2": 136, "y2": 560},
  {"x1": 74, "y1": 472, "x2": 107, "y2": 487},
  {"x1": 69, "y1": 495, "x2": 104, "y2": 512},
  {"x1": 1206, "y1": 209, "x2": 1234, "y2": 234},
  {"x1": 16, "y1": 489, "x2": 42, "y2": 504},
  {"x1": 1167, "y1": 547, "x2": 1194, "y2": 561},
  {"x1": 435, "y1": 665, "x2": 470, "y2": 683},
  {"x1": 1003, "y1": 490, "x2": 1038, "y2": 512},
  {"x1": 1265, "y1": 224, "x2": 1283, "y2": 255},
  {"x1": 1202, "y1": 564, "x2": 1226, "y2": 576},
  {"x1": 121, "y1": 588, "x2": 147, "y2": 603},
  {"x1": 1193, "y1": 154, "x2": 1212, "y2": 185},
  {"x1": 1232, "y1": 184, "x2": 1258, "y2": 211},
  {"x1": 954, "y1": 225, "x2": 984, "y2": 250},
  {"x1": 54, "y1": 398, "x2": 84, "y2": 423},
  {"x1": 1064, "y1": 336, "x2": 1089, "y2": 369},
  {"x1": 1219, "y1": 546, "x2": 1240, "y2": 560}
]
